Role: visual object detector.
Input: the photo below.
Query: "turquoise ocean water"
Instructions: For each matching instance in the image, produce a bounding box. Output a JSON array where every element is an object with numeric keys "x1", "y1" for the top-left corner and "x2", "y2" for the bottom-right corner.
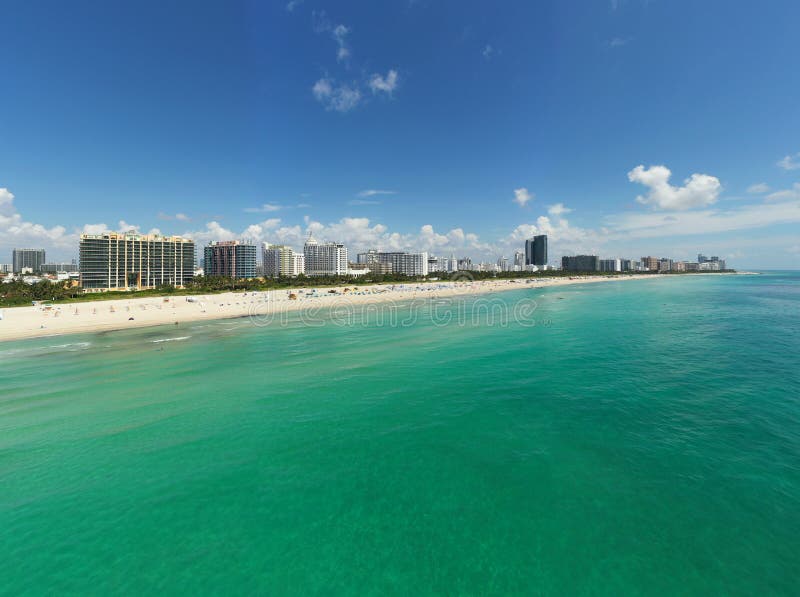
[{"x1": 2, "y1": 273, "x2": 799, "y2": 595}]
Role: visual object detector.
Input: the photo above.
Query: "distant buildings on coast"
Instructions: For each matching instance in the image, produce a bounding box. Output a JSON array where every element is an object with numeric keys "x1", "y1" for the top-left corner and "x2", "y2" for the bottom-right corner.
[
  {"x1": 561, "y1": 253, "x2": 727, "y2": 273},
  {"x1": 1, "y1": 230, "x2": 730, "y2": 292}
]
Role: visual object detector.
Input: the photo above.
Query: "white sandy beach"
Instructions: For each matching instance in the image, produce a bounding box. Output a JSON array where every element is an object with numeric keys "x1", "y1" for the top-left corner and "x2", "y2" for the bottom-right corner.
[{"x1": 0, "y1": 274, "x2": 711, "y2": 342}]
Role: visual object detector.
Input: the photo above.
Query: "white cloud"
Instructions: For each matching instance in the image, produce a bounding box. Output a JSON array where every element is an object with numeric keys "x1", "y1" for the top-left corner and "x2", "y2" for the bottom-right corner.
[
  {"x1": 246, "y1": 216, "x2": 492, "y2": 256},
  {"x1": 158, "y1": 211, "x2": 191, "y2": 221},
  {"x1": 609, "y1": 37, "x2": 631, "y2": 47},
  {"x1": 0, "y1": 187, "x2": 70, "y2": 255},
  {"x1": 358, "y1": 189, "x2": 396, "y2": 197},
  {"x1": 628, "y1": 164, "x2": 721, "y2": 210},
  {"x1": 312, "y1": 78, "x2": 332, "y2": 100},
  {"x1": 117, "y1": 220, "x2": 139, "y2": 232},
  {"x1": 548, "y1": 203, "x2": 573, "y2": 216},
  {"x1": 244, "y1": 203, "x2": 283, "y2": 213},
  {"x1": 482, "y1": 44, "x2": 496, "y2": 59},
  {"x1": 368, "y1": 70, "x2": 398, "y2": 94},
  {"x1": 242, "y1": 218, "x2": 282, "y2": 241},
  {"x1": 312, "y1": 11, "x2": 351, "y2": 63},
  {"x1": 513, "y1": 187, "x2": 534, "y2": 207},
  {"x1": 312, "y1": 77, "x2": 361, "y2": 112},
  {"x1": 0, "y1": 188, "x2": 13, "y2": 210},
  {"x1": 747, "y1": 183, "x2": 770, "y2": 194},
  {"x1": 765, "y1": 183, "x2": 800, "y2": 202},
  {"x1": 332, "y1": 24, "x2": 350, "y2": 62},
  {"x1": 777, "y1": 152, "x2": 800, "y2": 171},
  {"x1": 605, "y1": 198, "x2": 800, "y2": 239},
  {"x1": 285, "y1": 0, "x2": 303, "y2": 12}
]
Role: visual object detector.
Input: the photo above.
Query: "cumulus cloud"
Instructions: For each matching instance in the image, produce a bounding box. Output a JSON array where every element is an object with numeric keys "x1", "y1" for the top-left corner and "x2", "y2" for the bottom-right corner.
[
  {"x1": 747, "y1": 183, "x2": 770, "y2": 194},
  {"x1": 482, "y1": 44, "x2": 497, "y2": 59},
  {"x1": 312, "y1": 77, "x2": 361, "y2": 112},
  {"x1": 628, "y1": 164, "x2": 721, "y2": 210},
  {"x1": 777, "y1": 152, "x2": 800, "y2": 171},
  {"x1": 243, "y1": 216, "x2": 492, "y2": 257},
  {"x1": 0, "y1": 187, "x2": 70, "y2": 255},
  {"x1": 242, "y1": 219, "x2": 281, "y2": 241},
  {"x1": 513, "y1": 188, "x2": 534, "y2": 207},
  {"x1": 548, "y1": 203, "x2": 573, "y2": 216},
  {"x1": 609, "y1": 37, "x2": 631, "y2": 47},
  {"x1": 368, "y1": 69, "x2": 399, "y2": 94},
  {"x1": 81, "y1": 223, "x2": 109, "y2": 235}
]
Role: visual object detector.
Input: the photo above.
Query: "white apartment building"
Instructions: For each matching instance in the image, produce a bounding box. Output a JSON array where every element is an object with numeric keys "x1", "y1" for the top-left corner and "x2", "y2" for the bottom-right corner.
[
  {"x1": 263, "y1": 243, "x2": 305, "y2": 277},
  {"x1": 357, "y1": 250, "x2": 429, "y2": 276},
  {"x1": 303, "y1": 235, "x2": 348, "y2": 276}
]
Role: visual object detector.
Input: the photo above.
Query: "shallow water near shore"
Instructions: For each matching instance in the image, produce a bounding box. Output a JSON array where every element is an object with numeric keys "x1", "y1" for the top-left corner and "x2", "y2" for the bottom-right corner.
[{"x1": 2, "y1": 272, "x2": 799, "y2": 594}]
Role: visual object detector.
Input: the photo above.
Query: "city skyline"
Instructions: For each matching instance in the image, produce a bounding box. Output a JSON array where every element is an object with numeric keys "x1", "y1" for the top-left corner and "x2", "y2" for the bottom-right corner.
[{"x1": 1, "y1": 1, "x2": 799, "y2": 268}]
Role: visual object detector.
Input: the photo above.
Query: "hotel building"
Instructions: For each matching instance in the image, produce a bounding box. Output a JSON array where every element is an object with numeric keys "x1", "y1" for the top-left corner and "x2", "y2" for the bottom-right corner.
[
  {"x1": 262, "y1": 243, "x2": 305, "y2": 277},
  {"x1": 304, "y1": 235, "x2": 348, "y2": 276},
  {"x1": 641, "y1": 256, "x2": 660, "y2": 271},
  {"x1": 357, "y1": 250, "x2": 429, "y2": 276},
  {"x1": 79, "y1": 232, "x2": 195, "y2": 291},
  {"x1": 204, "y1": 241, "x2": 258, "y2": 278}
]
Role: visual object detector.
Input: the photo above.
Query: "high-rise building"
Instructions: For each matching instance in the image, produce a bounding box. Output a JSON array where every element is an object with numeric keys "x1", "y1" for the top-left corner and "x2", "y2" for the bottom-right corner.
[
  {"x1": 697, "y1": 256, "x2": 726, "y2": 271},
  {"x1": 427, "y1": 255, "x2": 439, "y2": 273},
  {"x1": 561, "y1": 255, "x2": 599, "y2": 271},
  {"x1": 357, "y1": 250, "x2": 429, "y2": 276},
  {"x1": 658, "y1": 258, "x2": 673, "y2": 272},
  {"x1": 12, "y1": 248, "x2": 46, "y2": 273},
  {"x1": 204, "y1": 241, "x2": 257, "y2": 278},
  {"x1": 262, "y1": 243, "x2": 305, "y2": 277},
  {"x1": 79, "y1": 232, "x2": 195, "y2": 291},
  {"x1": 620, "y1": 259, "x2": 633, "y2": 272},
  {"x1": 525, "y1": 235, "x2": 548, "y2": 266},
  {"x1": 641, "y1": 256, "x2": 660, "y2": 271},
  {"x1": 304, "y1": 235, "x2": 348, "y2": 276},
  {"x1": 696, "y1": 255, "x2": 726, "y2": 270},
  {"x1": 514, "y1": 251, "x2": 525, "y2": 270},
  {"x1": 599, "y1": 258, "x2": 621, "y2": 272}
]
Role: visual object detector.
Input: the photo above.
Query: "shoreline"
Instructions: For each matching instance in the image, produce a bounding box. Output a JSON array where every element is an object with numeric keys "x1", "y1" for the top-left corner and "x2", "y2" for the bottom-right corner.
[{"x1": 0, "y1": 273, "x2": 745, "y2": 343}]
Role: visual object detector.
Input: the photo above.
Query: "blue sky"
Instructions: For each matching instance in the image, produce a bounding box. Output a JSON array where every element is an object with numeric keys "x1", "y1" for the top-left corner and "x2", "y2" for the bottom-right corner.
[{"x1": 1, "y1": 0, "x2": 799, "y2": 268}]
